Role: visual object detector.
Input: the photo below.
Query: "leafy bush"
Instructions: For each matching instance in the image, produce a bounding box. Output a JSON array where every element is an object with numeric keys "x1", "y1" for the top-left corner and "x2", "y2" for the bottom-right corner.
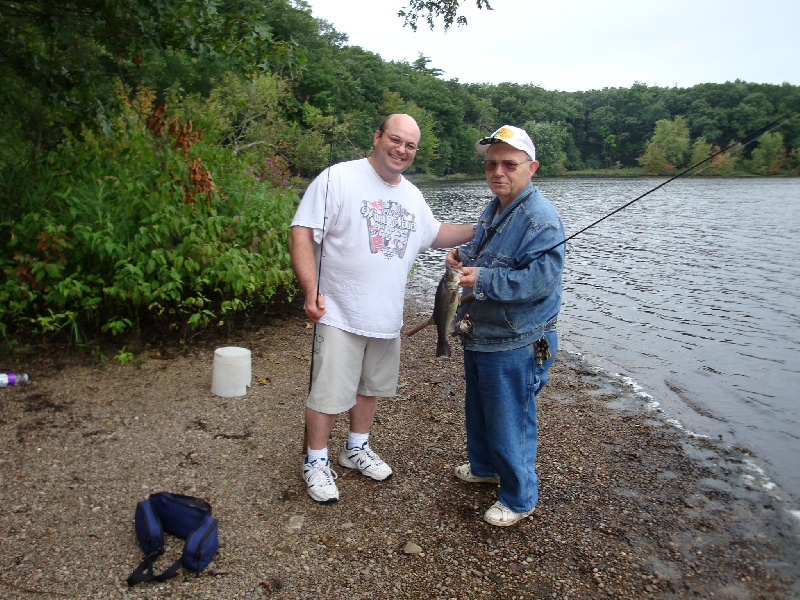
[{"x1": 0, "y1": 90, "x2": 299, "y2": 347}]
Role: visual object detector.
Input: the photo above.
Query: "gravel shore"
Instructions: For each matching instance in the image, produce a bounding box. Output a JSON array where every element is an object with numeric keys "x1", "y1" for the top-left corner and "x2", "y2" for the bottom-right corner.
[{"x1": 1, "y1": 299, "x2": 799, "y2": 599}]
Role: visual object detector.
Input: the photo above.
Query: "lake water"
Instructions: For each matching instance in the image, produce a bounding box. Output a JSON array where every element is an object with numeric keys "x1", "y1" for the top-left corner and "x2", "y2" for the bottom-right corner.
[{"x1": 409, "y1": 177, "x2": 800, "y2": 510}]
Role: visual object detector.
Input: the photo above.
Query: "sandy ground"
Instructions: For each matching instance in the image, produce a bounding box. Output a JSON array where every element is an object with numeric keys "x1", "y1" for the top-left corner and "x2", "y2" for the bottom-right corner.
[{"x1": 0, "y1": 298, "x2": 799, "y2": 599}]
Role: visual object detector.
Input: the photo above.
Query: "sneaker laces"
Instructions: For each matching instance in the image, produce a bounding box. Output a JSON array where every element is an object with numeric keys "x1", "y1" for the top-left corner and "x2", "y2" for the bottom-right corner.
[
  {"x1": 354, "y1": 444, "x2": 385, "y2": 467},
  {"x1": 305, "y1": 459, "x2": 338, "y2": 485}
]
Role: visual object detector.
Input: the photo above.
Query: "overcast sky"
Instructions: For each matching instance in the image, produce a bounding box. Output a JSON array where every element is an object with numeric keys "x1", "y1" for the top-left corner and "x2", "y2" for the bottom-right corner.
[{"x1": 304, "y1": 0, "x2": 800, "y2": 92}]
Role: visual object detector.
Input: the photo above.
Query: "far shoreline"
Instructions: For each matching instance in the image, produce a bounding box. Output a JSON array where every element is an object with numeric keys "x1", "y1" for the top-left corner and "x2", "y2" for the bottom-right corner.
[{"x1": 406, "y1": 171, "x2": 800, "y2": 185}]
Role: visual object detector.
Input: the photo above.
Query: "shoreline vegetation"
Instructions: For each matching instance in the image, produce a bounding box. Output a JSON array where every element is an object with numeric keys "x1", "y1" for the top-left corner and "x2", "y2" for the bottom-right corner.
[
  {"x1": 4, "y1": 2, "x2": 799, "y2": 358},
  {"x1": 0, "y1": 298, "x2": 798, "y2": 598}
]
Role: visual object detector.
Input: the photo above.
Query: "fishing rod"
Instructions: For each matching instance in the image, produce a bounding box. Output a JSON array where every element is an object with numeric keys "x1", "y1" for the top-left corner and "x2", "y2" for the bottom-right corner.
[
  {"x1": 308, "y1": 142, "x2": 333, "y2": 390},
  {"x1": 540, "y1": 107, "x2": 800, "y2": 255},
  {"x1": 303, "y1": 139, "x2": 334, "y2": 455}
]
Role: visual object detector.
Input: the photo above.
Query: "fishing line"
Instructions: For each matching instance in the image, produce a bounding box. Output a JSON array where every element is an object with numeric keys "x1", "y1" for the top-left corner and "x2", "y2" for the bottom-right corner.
[{"x1": 540, "y1": 107, "x2": 800, "y2": 255}]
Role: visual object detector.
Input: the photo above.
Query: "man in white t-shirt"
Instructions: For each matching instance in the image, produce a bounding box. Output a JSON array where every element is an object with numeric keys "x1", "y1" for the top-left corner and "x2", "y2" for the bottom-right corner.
[{"x1": 289, "y1": 113, "x2": 475, "y2": 503}]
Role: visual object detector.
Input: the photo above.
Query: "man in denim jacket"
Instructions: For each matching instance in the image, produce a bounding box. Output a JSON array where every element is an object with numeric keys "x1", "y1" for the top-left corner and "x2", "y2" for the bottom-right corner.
[{"x1": 447, "y1": 125, "x2": 565, "y2": 526}]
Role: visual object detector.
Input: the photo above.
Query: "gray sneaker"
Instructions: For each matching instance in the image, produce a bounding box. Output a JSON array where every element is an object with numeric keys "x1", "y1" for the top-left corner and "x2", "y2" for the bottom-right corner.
[
  {"x1": 338, "y1": 442, "x2": 393, "y2": 481},
  {"x1": 303, "y1": 457, "x2": 339, "y2": 503},
  {"x1": 454, "y1": 463, "x2": 500, "y2": 484}
]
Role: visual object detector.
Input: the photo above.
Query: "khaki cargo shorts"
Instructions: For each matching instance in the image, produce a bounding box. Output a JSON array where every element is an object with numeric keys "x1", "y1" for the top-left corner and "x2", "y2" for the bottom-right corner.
[{"x1": 306, "y1": 323, "x2": 401, "y2": 414}]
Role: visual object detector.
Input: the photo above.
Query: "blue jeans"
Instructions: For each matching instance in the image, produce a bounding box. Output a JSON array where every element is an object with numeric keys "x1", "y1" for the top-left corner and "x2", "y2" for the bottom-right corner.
[{"x1": 463, "y1": 330, "x2": 558, "y2": 513}]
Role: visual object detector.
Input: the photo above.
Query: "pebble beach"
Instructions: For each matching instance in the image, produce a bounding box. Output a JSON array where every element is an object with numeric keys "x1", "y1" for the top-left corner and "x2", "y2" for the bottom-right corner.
[{"x1": 0, "y1": 299, "x2": 798, "y2": 599}]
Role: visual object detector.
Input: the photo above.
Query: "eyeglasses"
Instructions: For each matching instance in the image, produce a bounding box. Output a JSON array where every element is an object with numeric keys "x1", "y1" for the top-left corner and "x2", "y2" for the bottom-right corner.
[
  {"x1": 381, "y1": 132, "x2": 418, "y2": 152},
  {"x1": 483, "y1": 159, "x2": 531, "y2": 172}
]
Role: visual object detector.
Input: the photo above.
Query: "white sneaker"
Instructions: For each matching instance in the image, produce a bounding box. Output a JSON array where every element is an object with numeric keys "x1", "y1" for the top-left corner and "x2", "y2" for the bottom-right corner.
[
  {"x1": 483, "y1": 501, "x2": 534, "y2": 527},
  {"x1": 454, "y1": 463, "x2": 500, "y2": 484},
  {"x1": 338, "y1": 442, "x2": 393, "y2": 481},
  {"x1": 303, "y1": 457, "x2": 339, "y2": 503}
]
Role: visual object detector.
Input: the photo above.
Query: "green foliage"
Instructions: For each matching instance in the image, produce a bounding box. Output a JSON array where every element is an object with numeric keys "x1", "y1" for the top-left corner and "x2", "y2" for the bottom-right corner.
[
  {"x1": 748, "y1": 132, "x2": 787, "y2": 175},
  {"x1": 205, "y1": 72, "x2": 300, "y2": 177},
  {"x1": 686, "y1": 137, "x2": 745, "y2": 176},
  {"x1": 0, "y1": 90, "x2": 298, "y2": 345},
  {"x1": 711, "y1": 141, "x2": 742, "y2": 176},
  {"x1": 653, "y1": 116, "x2": 691, "y2": 166},
  {"x1": 787, "y1": 148, "x2": 800, "y2": 175},
  {"x1": 637, "y1": 142, "x2": 674, "y2": 175},
  {"x1": 637, "y1": 116, "x2": 692, "y2": 174},
  {"x1": 399, "y1": 0, "x2": 493, "y2": 31},
  {"x1": 688, "y1": 138, "x2": 714, "y2": 174},
  {"x1": 114, "y1": 347, "x2": 136, "y2": 366},
  {"x1": 523, "y1": 121, "x2": 569, "y2": 175},
  {"x1": 0, "y1": 0, "x2": 303, "y2": 165},
  {"x1": 4, "y1": 1, "x2": 800, "y2": 179}
]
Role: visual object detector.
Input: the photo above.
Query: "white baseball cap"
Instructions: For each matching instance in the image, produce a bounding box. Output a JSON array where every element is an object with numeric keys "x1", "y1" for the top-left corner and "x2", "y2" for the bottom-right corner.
[{"x1": 476, "y1": 125, "x2": 536, "y2": 162}]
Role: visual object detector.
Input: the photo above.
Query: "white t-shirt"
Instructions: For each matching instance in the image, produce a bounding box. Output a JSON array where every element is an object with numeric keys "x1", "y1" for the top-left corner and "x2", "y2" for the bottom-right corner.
[{"x1": 292, "y1": 158, "x2": 441, "y2": 338}]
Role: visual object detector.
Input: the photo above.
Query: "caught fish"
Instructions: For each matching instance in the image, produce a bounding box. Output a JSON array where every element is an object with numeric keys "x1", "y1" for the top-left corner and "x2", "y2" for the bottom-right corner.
[{"x1": 406, "y1": 266, "x2": 462, "y2": 357}]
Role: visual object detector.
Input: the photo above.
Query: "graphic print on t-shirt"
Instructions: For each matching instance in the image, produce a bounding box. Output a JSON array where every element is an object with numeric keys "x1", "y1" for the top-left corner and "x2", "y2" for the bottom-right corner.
[{"x1": 360, "y1": 199, "x2": 417, "y2": 259}]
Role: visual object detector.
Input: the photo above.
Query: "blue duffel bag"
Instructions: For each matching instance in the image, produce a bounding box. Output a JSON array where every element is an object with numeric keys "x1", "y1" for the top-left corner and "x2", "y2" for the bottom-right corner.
[{"x1": 126, "y1": 492, "x2": 219, "y2": 586}]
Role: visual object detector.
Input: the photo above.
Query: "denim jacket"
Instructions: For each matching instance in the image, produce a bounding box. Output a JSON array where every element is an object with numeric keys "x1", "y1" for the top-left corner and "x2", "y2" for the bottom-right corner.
[{"x1": 456, "y1": 182, "x2": 565, "y2": 352}]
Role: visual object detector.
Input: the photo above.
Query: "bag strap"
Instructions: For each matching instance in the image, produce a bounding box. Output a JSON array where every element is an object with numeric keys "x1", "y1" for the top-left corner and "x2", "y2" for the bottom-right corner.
[
  {"x1": 126, "y1": 550, "x2": 159, "y2": 586},
  {"x1": 153, "y1": 559, "x2": 183, "y2": 583},
  {"x1": 127, "y1": 552, "x2": 184, "y2": 586}
]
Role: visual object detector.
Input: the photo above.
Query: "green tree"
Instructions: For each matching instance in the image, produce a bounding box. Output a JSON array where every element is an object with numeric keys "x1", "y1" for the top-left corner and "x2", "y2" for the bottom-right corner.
[
  {"x1": 0, "y1": 0, "x2": 291, "y2": 165},
  {"x1": 688, "y1": 137, "x2": 714, "y2": 174},
  {"x1": 464, "y1": 94, "x2": 499, "y2": 135},
  {"x1": 585, "y1": 105, "x2": 621, "y2": 168},
  {"x1": 398, "y1": 0, "x2": 492, "y2": 31},
  {"x1": 748, "y1": 132, "x2": 786, "y2": 175},
  {"x1": 686, "y1": 98, "x2": 728, "y2": 145},
  {"x1": 637, "y1": 116, "x2": 691, "y2": 173},
  {"x1": 787, "y1": 147, "x2": 800, "y2": 175},
  {"x1": 523, "y1": 121, "x2": 569, "y2": 175},
  {"x1": 412, "y1": 53, "x2": 444, "y2": 77},
  {"x1": 637, "y1": 143, "x2": 673, "y2": 175},
  {"x1": 731, "y1": 92, "x2": 774, "y2": 139},
  {"x1": 711, "y1": 141, "x2": 741, "y2": 176},
  {"x1": 653, "y1": 115, "x2": 691, "y2": 166}
]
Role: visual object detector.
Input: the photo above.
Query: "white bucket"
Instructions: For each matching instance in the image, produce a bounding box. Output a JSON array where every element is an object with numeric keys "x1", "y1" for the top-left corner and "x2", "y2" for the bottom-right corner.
[{"x1": 211, "y1": 346, "x2": 252, "y2": 397}]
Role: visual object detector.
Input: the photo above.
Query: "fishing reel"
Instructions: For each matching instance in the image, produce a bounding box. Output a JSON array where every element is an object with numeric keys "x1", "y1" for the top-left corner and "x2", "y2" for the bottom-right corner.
[{"x1": 454, "y1": 313, "x2": 473, "y2": 335}]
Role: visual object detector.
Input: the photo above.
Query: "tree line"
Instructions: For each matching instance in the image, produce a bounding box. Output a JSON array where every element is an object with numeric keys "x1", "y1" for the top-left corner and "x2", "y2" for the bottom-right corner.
[{"x1": 1, "y1": 0, "x2": 798, "y2": 351}]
